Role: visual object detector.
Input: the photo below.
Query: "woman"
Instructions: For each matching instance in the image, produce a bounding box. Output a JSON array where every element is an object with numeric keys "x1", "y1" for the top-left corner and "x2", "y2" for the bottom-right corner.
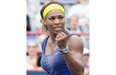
[
  {"x1": 27, "y1": 41, "x2": 41, "y2": 70},
  {"x1": 40, "y1": 1, "x2": 84, "y2": 75}
]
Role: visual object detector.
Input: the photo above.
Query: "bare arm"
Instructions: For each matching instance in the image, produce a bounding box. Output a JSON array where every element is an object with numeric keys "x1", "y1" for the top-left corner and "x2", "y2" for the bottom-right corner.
[
  {"x1": 64, "y1": 35, "x2": 84, "y2": 75},
  {"x1": 55, "y1": 32, "x2": 84, "y2": 75}
]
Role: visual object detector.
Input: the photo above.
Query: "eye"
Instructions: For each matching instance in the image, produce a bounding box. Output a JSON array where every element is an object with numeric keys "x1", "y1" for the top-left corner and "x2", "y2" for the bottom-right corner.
[
  {"x1": 27, "y1": 46, "x2": 30, "y2": 48},
  {"x1": 32, "y1": 46, "x2": 37, "y2": 48},
  {"x1": 48, "y1": 16, "x2": 55, "y2": 21},
  {"x1": 58, "y1": 16, "x2": 64, "y2": 20}
]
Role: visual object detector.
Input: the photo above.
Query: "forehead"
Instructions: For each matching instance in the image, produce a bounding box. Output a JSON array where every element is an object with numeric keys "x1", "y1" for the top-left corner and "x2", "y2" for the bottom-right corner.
[
  {"x1": 27, "y1": 41, "x2": 37, "y2": 46},
  {"x1": 69, "y1": 16, "x2": 78, "y2": 21},
  {"x1": 46, "y1": 10, "x2": 64, "y2": 17},
  {"x1": 70, "y1": 15, "x2": 78, "y2": 19}
]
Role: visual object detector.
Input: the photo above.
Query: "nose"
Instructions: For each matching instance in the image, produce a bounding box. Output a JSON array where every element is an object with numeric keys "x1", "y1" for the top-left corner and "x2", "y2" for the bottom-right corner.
[{"x1": 54, "y1": 18, "x2": 60, "y2": 25}]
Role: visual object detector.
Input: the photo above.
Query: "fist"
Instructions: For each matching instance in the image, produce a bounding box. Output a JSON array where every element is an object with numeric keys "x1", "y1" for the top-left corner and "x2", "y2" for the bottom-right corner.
[{"x1": 55, "y1": 32, "x2": 68, "y2": 49}]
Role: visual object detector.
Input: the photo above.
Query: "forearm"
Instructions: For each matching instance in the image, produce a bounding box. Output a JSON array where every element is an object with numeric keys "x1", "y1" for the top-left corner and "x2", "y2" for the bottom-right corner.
[
  {"x1": 63, "y1": 51, "x2": 84, "y2": 75},
  {"x1": 55, "y1": 31, "x2": 84, "y2": 74}
]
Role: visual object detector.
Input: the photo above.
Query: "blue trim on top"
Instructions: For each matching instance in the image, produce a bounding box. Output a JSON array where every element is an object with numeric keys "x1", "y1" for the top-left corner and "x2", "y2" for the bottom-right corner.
[{"x1": 41, "y1": 36, "x2": 49, "y2": 52}]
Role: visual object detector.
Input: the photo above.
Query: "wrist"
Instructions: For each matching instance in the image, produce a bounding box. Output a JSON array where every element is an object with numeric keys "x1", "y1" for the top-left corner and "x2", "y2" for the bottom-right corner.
[{"x1": 60, "y1": 45, "x2": 70, "y2": 54}]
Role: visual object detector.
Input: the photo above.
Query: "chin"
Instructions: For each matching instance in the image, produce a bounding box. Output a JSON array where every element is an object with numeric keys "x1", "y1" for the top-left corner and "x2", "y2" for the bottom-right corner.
[
  {"x1": 54, "y1": 30, "x2": 62, "y2": 34},
  {"x1": 53, "y1": 32, "x2": 60, "y2": 35}
]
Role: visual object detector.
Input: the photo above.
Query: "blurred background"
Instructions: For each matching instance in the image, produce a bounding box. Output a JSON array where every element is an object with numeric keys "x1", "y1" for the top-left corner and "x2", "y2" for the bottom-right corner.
[{"x1": 26, "y1": 0, "x2": 89, "y2": 75}]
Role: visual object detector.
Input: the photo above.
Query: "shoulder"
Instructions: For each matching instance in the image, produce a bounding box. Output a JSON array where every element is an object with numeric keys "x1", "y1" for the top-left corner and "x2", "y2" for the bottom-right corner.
[
  {"x1": 41, "y1": 35, "x2": 48, "y2": 44},
  {"x1": 41, "y1": 35, "x2": 48, "y2": 50},
  {"x1": 67, "y1": 34, "x2": 83, "y2": 52},
  {"x1": 67, "y1": 34, "x2": 83, "y2": 46}
]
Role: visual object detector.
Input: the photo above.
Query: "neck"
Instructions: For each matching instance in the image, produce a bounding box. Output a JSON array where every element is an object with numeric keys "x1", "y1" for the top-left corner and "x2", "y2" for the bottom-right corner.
[{"x1": 49, "y1": 34, "x2": 56, "y2": 44}]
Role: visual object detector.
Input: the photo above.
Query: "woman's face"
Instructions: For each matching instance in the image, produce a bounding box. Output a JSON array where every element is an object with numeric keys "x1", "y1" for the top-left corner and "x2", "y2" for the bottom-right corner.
[
  {"x1": 44, "y1": 10, "x2": 65, "y2": 35},
  {"x1": 69, "y1": 15, "x2": 78, "y2": 28},
  {"x1": 27, "y1": 41, "x2": 38, "y2": 56}
]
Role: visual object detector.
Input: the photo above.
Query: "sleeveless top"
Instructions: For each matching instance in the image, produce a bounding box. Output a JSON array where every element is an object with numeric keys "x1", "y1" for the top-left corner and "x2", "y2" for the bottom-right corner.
[{"x1": 41, "y1": 34, "x2": 76, "y2": 75}]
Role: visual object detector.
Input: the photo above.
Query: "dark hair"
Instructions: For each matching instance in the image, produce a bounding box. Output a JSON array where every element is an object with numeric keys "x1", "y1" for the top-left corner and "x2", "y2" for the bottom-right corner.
[
  {"x1": 26, "y1": 15, "x2": 31, "y2": 31},
  {"x1": 40, "y1": 1, "x2": 65, "y2": 19}
]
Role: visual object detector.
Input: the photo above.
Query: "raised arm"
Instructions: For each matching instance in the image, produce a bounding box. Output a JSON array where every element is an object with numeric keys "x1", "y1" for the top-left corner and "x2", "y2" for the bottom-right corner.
[
  {"x1": 56, "y1": 32, "x2": 84, "y2": 75},
  {"x1": 64, "y1": 35, "x2": 84, "y2": 75}
]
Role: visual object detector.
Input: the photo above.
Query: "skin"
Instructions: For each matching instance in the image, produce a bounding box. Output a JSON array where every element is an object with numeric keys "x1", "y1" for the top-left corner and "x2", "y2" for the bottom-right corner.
[
  {"x1": 43, "y1": 9, "x2": 84, "y2": 75},
  {"x1": 27, "y1": 41, "x2": 38, "y2": 57},
  {"x1": 69, "y1": 15, "x2": 79, "y2": 29},
  {"x1": 83, "y1": 54, "x2": 89, "y2": 75},
  {"x1": 83, "y1": 54, "x2": 89, "y2": 67},
  {"x1": 27, "y1": 41, "x2": 38, "y2": 68}
]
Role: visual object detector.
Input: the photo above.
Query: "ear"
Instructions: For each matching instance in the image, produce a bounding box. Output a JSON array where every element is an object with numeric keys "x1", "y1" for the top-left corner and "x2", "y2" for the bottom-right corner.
[
  {"x1": 40, "y1": 19, "x2": 43, "y2": 24},
  {"x1": 40, "y1": 18, "x2": 46, "y2": 26}
]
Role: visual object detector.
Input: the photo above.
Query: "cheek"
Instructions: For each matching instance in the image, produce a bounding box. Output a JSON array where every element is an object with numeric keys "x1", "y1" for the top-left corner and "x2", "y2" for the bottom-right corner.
[
  {"x1": 27, "y1": 48, "x2": 31, "y2": 52},
  {"x1": 47, "y1": 24, "x2": 53, "y2": 30},
  {"x1": 61, "y1": 19, "x2": 65, "y2": 26},
  {"x1": 46, "y1": 21, "x2": 53, "y2": 27},
  {"x1": 62, "y1": 18, "x2": 65, "y2": 23}
]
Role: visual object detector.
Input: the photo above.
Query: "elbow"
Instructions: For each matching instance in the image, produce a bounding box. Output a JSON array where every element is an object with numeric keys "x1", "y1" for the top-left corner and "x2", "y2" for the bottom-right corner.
[
  {"x1": 77, "y1": 65, "x2": 85, "y2": 75},
  {"x1": 72, "y1": 62, "x2": 85, "y2": 75},
  {"x1": 81, "y1": 64, "x2": 85, "y2": 74},
  {"x1": 77, "y1": 62, "x2": 85, "y2": 75}
]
